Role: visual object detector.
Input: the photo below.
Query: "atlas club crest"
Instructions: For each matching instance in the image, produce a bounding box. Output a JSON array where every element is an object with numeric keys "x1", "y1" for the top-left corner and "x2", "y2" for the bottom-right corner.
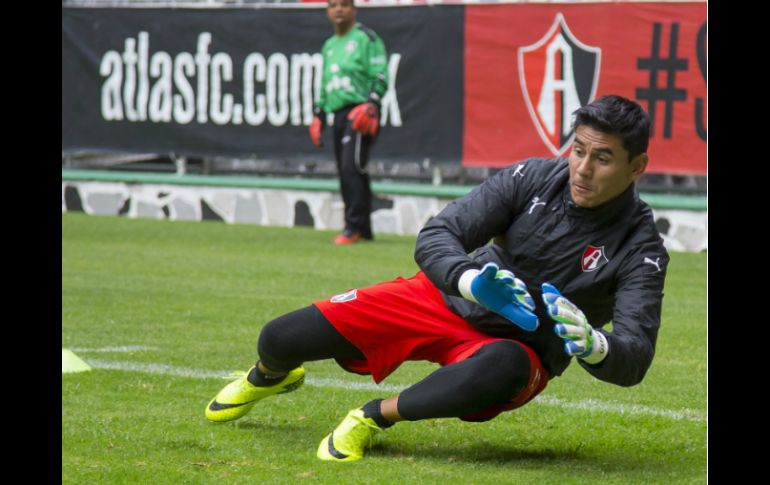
[
  {"x1": 518, "y1": 13, "x2": 601, "y2": 156},
  {"x1": 581, "y1": 245, "x2": 609, "y2": 272},
  {"x1": 331, "y1": 289, "x2": 358, "y2": 303}
]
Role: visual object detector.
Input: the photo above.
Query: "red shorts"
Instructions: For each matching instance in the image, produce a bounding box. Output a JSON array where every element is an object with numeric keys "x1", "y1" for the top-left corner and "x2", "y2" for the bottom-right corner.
[{"x1": 313, "y1": 271, "x2": 548, "y2": 421}]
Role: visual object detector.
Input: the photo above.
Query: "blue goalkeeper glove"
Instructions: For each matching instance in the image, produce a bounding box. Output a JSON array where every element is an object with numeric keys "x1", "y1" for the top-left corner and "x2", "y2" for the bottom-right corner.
[
  {"x1": 458, "y1": 262, "x2": 539, "y2": 331},
  {"x1": 541, "y1": 282, "x2": 608, "y2": 364}
]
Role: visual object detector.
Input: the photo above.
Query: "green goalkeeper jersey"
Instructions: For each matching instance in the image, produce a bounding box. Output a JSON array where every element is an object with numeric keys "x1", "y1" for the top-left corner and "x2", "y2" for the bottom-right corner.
[{"x1": 317, "y1": 23, "x2": 389, "y2": 113}]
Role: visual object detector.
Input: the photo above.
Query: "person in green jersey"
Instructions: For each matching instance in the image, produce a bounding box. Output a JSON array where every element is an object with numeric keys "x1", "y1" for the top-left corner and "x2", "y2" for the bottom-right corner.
[{"x1": 309, "y1": 0, "x2": 389, "y2": 245}]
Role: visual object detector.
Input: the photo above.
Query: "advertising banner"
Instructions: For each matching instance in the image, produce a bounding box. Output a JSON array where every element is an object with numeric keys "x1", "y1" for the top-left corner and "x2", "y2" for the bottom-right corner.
[
  {"x1": 464, "y1": 3, "x2": 706, "y2": 173},
  {"x1": 62, "y1": 6, "x2": 464, "y2": 162},
  {"x1": 63, "y1": 3, "x2": 706, "y2": 173}
]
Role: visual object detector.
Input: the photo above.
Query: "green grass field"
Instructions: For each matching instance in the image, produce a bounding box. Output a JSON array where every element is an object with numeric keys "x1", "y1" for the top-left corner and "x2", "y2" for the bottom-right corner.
[{"x1": 62, "y1": 213, "x2": 706, "y2": 484}]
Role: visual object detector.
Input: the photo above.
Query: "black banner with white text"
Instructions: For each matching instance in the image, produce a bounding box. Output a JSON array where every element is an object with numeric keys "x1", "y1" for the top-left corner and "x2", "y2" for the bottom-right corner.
[{"x1": 62, "y1": 6, "x2": 465, "y2": 162}]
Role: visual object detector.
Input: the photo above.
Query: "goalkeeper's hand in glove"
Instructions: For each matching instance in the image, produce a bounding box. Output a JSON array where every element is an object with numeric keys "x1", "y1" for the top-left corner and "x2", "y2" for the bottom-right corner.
[
  {"x1": 347, "y1": 102, "x2": 380, "y2": 136},
  {"x1": 309, "y1": 108, "x2": 325, "y2": 147},
  {"x1": 458, "y1": 262, "x2": 539, "y2": 331},
  {"x1": 541, "y1": 282, "x2": 608, "y2": 364}
]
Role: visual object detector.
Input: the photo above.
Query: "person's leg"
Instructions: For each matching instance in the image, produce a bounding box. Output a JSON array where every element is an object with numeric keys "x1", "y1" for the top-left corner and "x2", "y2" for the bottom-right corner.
[
  {"x1": 394, "y1": 340, "x2": 532, "y2": 420},
  {"x1": 318, "y1": 340, "x2": 535, "y2": 462},
  {"x1": 336, "y1": 112, "x2": 374, "y2": 241},
  {"x1": 206, "y1": 305, "x2": 364, "y2": 422},
  {"x1": 332, "y1": 110, "x2": 355, "y2": 239},
  {"x1": 332, "y1": 110, "x2": 345, "y2": 174},
  {"x1": 312, "y1": 272, "x2": 548, "y2": 462},
  {"x1": 254, "y1": 305, "x2": 365, "y2": 379}
]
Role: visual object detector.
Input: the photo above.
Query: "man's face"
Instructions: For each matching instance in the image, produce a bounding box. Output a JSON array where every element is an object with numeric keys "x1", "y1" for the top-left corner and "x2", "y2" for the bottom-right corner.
[
  {"x1": 567, "y1": 125, "x2": 647, "y2": 208},
  {"x1": 327, "y1": 0, "x2": 356, "y2": 29}
]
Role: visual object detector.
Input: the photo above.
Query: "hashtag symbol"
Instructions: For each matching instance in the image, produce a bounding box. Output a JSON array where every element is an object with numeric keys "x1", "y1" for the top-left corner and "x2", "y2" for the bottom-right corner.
[{"x1": 636, "y1": 23, "x2": 688, "y2": 139}]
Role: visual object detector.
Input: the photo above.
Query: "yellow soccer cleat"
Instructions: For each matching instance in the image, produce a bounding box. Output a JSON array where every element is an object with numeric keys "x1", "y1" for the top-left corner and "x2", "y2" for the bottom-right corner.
[
  {"x1": 317, "y1": 408, "x2": 383, "y2": 462},
  {"x1": 205, "y1": 366, "x2": 305, "y2": 422}
]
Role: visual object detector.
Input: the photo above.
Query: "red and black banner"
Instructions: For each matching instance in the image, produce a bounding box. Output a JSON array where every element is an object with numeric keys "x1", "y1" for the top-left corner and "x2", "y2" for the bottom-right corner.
[
  {"x1": 464, "y1": 3, "x2": 706, "y2": 174},
  {"x1": 62, "y1": 3, "x2": 706, "y2": 174}
]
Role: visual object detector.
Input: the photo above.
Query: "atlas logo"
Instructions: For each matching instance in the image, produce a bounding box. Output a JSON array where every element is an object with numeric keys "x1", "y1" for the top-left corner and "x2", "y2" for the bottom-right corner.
[
  {"x1": 518, "y1": 13, "x2": 601, "y2": 156},
  {"x1": 581, "y1": 245, "x2": 609, "y2": 272},
  {"x1": 331, "y1": 289, "x2": 358, "y2": 303}
]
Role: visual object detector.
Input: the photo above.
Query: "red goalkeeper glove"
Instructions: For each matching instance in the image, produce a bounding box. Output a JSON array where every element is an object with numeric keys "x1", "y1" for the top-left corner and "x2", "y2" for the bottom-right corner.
[
  {"x1": 309, "y1": 108, "x2": 325, "y2": 147},
  {"x1": 347, "y1": 102, "x2": 380, "y2": 136}
]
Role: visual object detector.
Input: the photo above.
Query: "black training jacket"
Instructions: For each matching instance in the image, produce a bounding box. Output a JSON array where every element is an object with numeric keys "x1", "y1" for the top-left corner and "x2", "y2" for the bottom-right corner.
[{"x1": 415, "y1": 157, "x2": 669, "y2": 386}]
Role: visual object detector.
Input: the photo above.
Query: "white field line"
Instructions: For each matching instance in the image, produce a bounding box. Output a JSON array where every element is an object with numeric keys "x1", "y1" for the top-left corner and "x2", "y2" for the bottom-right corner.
[
  {"x1": 533, "y1": 395, "x2": 704, "y2": 422},
  {"x1": 69, "y1": 346, "x2": 160, "y2": 353},
  {"x1": 81, "y1": 358, "x2": 705, "y2": 422}
]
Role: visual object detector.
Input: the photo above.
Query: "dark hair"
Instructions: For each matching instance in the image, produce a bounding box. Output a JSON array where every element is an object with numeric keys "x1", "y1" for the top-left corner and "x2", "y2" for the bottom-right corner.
[{"x1": 572, "y1": 95, "x2": 650, "y2": 161}]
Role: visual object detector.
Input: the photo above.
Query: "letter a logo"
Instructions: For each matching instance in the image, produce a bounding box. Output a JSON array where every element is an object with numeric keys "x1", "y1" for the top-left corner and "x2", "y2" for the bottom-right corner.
[
  {"x1": 331, "y1": 289, "x2": 358, "y2": 303},
  {"x1": 518, "y1": 13, "x2": 601, "y2": 156},
  {"x1": 581, "y1": 245, "x2": 609, "y2": 272}
]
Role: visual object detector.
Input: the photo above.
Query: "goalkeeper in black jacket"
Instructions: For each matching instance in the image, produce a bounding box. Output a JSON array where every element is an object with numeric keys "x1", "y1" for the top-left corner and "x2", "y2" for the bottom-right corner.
[{"x1": 206, "y1": 95, "x2": 669, "y2": 463}]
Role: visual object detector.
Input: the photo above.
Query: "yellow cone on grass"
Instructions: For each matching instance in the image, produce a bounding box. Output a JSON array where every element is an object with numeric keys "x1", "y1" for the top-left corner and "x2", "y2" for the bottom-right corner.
[{"x1": 62, "y1": 349, "x2": 91, "y2": 373}]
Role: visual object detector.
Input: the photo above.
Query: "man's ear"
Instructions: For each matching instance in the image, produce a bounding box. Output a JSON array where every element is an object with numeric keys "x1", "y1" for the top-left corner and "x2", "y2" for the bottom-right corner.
[{"x1": 630, "y1": 153, "x2": 648, "y2": 181}]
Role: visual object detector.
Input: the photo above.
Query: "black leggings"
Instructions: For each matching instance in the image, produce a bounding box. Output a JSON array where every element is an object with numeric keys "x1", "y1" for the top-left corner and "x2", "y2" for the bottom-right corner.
[
  {"x1": 333, "y1": 106, "x2": 374, "y2": 238},
  {"x1": 258, "y1": 305, "x2": 365, "y2": 372},
  {"x1": 257, "y1": 305, "x2": 532, "y2": 421}
]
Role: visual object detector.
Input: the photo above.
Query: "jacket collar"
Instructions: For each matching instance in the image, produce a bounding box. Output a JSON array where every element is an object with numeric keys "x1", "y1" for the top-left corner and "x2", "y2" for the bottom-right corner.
[{"x1": 562, "y1": 180, "x2": 637, "y2": 223}]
